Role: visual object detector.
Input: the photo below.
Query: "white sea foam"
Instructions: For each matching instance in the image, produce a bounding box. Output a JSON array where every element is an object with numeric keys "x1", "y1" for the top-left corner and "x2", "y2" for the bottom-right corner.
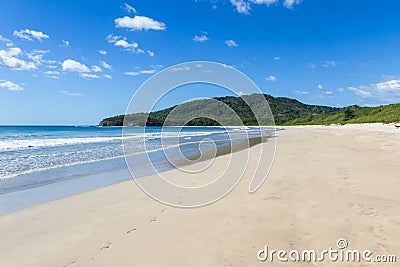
[{"x1": 0, "y1": 137, "x2": 125, "y2": 151}]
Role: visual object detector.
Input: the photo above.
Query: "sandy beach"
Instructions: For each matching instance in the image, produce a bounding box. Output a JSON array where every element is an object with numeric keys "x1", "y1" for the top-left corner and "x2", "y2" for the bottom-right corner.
[{"x1": 1, "y1": 124, "x2": 399, "y2": 266}]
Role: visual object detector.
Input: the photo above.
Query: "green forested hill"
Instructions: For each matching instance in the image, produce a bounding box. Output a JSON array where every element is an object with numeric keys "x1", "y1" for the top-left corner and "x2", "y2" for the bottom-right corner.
[
  {"x1": 99, "y1": 94, "x2": 340, "y2": 126},
  {"x1": 99, "y1": 94, "x2": 400, "y2": 126}
]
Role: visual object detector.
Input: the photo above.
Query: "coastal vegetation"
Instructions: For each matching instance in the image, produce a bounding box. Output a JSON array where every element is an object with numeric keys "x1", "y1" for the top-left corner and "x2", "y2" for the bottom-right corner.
[{"x1": 99, "y1": 94, "x2": 400, "y2": 126}]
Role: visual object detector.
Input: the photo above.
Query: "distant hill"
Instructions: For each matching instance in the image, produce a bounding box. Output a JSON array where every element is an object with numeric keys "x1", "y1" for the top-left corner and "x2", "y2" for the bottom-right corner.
[
  {"x1": 99, "y1": 94, "x2": 400, "y2": 126},
  {"x1": 99, "y1": 94, "x2": 340, "y2": 126}
]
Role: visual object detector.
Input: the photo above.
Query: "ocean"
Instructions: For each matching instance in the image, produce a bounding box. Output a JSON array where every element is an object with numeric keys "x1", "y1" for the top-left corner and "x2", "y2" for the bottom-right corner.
[{"x1": 0, "y1": 125, "x2": 274, "y2": 213}]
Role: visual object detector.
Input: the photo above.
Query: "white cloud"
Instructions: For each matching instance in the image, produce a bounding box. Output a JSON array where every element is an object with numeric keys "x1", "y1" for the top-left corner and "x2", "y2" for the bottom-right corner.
[
  {"x1": 115, "y1": 15, "x2": 166, "y2": 31},
  {"x1": 266, "y1": 75, "x2": 276, "y2": 81},
  {"x1": 27, "y1": 49, "x2": 48, "y2": 65},
  {"x1": 91, "y1": 65, "x2": 102, "y2": 72},
  {"x1": 124, "y1": 3, "x2": 138, "y2": 14},
  {"x1": 230, "y1": 0, "x2": 251, "y2": 14},
  {"x1": 283, "y1": 0, "x2": 302, "y2": 9},
  {"x1": 0, "y1": 35, "x2": 13, "y2": 46},
  {"x1": 193, "y1": 34, "x2": 209, "y2": 42},
  {"x1": 274, "y1": 56, "x2": 280, "y2": 61},
  {"x1": 0, "y1": 47, "x2": 37, "y2": 70},
  {"x1": 250, "y1": 0, "x2": 278, "y2": 5},
  {"x1": 230, "y1": 0, "x2": 302, "y2": 14},
  {"x1": 322, "y1": 60, "x2": 337, "y2": 68},
  {"x1": 44, "y1": 70, "x2": 60, "y2": 75},
  {"x1": 60, "y1": 40, "x2": 69, "y2": 47},
  {"x1": 103, "y1": 74, "x2": 112, "y2": 79},
  {"x1": 62, "y1": 59, "x2": 90, "y2": 72},
  {"x1": 373, "y1": 79, "x2": 400, "y2": 92},
  {"x1": 44, "y1": 70, "x2": 60, "y2": 79},
  {"x1": 106, "y1": 34, "x2": 120, "y2": 43},
  {"x1": 225, "y1": 39, "x2": 238, "y2": 47},
  {"x1": 347, "y1": 79, "x2": 400, "y2": 102},
  {"x1": 324, "y1": 90, "x2": 333, "y2": 95},
  {"x1": 317, "y1": 84, "x2": 324, "y2": 90},
  {"x1": 59, "y1": 90, "x2": 83, "y2": 96},
  {"x1": 100, "y1": 60, "x2": 112, "y2": 69},
  {"x1": 13, "y1": 29, "x2": 49, "y2": 42},
  {"x1": 294, "y1": 90, "x2": 310, "y2": 95},
  {"x1": 170, "y1": 66, "x2": 191, "y2": 72},
  {"x1": 348, "y1": 86, "x2": 371, "y2": 98},
  {"x1": 99, "y1": 50, "x2": 107, "y2": 55},
  {"x1": 125, "y1": 69, "x2": 157, "y2": 76},
  {"x1": 0, "y1": 80, "x2": 23, "y2": 91},
  {"x1": 80, "y1": 73, "x2": 100, "y2": 79},
  {"x1": 147, "y1": 50, "x2": 155, "y2": 57},
  {"x1": 106, "y1": 34, "x2": 142, "y2": 53}
]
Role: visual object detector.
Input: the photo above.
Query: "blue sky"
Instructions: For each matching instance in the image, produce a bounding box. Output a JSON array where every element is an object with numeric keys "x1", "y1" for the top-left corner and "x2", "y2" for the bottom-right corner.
[{"x1": 1, "y1": 0, "x2": 399, "y2": 125}]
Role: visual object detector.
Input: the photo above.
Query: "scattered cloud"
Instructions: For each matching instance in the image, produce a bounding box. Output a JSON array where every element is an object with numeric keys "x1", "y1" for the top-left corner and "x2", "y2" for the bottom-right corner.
[
  {"x1": 91, "y1": 65, "x2": 102, "y2": 72},
  {"x1": 0, "y1": 80, "x2": 23, "y2": 91},
  {"x1": 294, "y1": 90, "x2": 310, "y2": 95},
  {"x1": 0, "y1": 47, "x2": 37, "y2": 70},
  {"x1": 283, "y1": 0, "x2": 302, "y2": 9},
  {"x1": 324, "y1": 90, "x2": 333, "y2": 95},
  {"x1": 193, "y1": 33, "x2": 209, "y2": 42},
  {"x1": 348, "y1": 86, "x2": 371, "y2": 98},
  {"x1": 230, "y1": 0, "x2": 302, "y2": 14},
  {"x1": 317, "y1": 84, "x2": 323, "y2": 90},
  {"x1": 251, "y1": 0, "x2": 278, "y2": 6},
  {"x1": 60, "y1": 40, "x2": 69, "y2": 47},
  {"x1": 347, "y1": 79, "x2": 400, "y2": 103},
  {"x1": 322, "y1": 60, "x2": 337, "y2": 68},
  {"x1": 115, "y1": 15, "x2": 166, "y2": 31},
  {"x1": 80, "y1": 73, "x2": 100, "y2": 79},
  {"x1": 274, "y1": 56, "x2": 280, "y2": 61},
  {"x1": 27, "y1": 49, "x2": 48, "y2": 65},
  {"x1": 266, "y1": 75, "x2": 277, "y2": 81},
  {"x1": 100, "y1": 60, "x2": 112, "y2": 69},
  {"x1": 106, "y1": 34, "x2": 142, "y2": 53},
  {"x1": 170, "y1": 66, "x2": 191, "y2": 72},
  {"x1": 147, "y1": 50, "x2": 155, "y2": 57},
  {"x1": 44, "y1": 70, "x2": 60, "y2": 79},
  {"x1": 225, "y1": 39, "x2": 238, "y2": 47},
  {"x1": 62, "y1": 59, "x2": 90, "y2": 72},
  {"x1": 103, "y1": 74, "x2": 112, "y2": 79},
  {"x1": 125, "y1": 69, "x2": 157, "y2": 76},
  {"x1": 230, "y1": 0, "x2": 251, "y2": 14},
  {"x1": 99, "y1": 50, "x2": 107, "y2": 55},
  {"x1": 0, "y1": 35, "x2": 13, "y2": 46},
  {"x1": 123, "y1": 3, "x2": 138, "y2": 14},
  {"x1": 13, "y1": 29, "x2": 49, "y2": 42},
  {"x1": 59, "y1": 90, "x2": 83, "y2": 96}
]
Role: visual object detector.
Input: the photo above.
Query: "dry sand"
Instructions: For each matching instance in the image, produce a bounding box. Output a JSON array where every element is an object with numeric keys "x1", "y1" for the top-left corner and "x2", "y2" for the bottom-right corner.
[{"x1": 0, "y1": 124, "x2": 399, "y2": 266}]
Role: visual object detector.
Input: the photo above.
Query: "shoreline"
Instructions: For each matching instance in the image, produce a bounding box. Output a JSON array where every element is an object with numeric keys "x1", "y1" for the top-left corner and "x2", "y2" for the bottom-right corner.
[
  {"x1": 0, "y1": 123, "x2": 399, "y2": 266},
  {"x1": 0, "y1": 130, "x2": 273, "y2": 215}
]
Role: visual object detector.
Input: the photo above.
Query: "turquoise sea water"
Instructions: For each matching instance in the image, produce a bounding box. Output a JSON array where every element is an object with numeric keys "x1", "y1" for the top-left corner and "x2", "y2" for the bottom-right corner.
[{"x1": 0, "y1": 126, "x2": 274, "y2": 196}]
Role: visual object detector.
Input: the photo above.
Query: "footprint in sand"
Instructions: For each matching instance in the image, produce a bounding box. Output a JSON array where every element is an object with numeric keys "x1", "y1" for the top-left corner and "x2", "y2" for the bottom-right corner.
[
  {"x1": 150, "y1": 217, "x2": 157, "y2": 222},
  {"x1": 126, "y1": 228, "x2": 136, "y2": 234},
  {"x1": 101, "y1": 241, "x2": 112, "y2": 250}
]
